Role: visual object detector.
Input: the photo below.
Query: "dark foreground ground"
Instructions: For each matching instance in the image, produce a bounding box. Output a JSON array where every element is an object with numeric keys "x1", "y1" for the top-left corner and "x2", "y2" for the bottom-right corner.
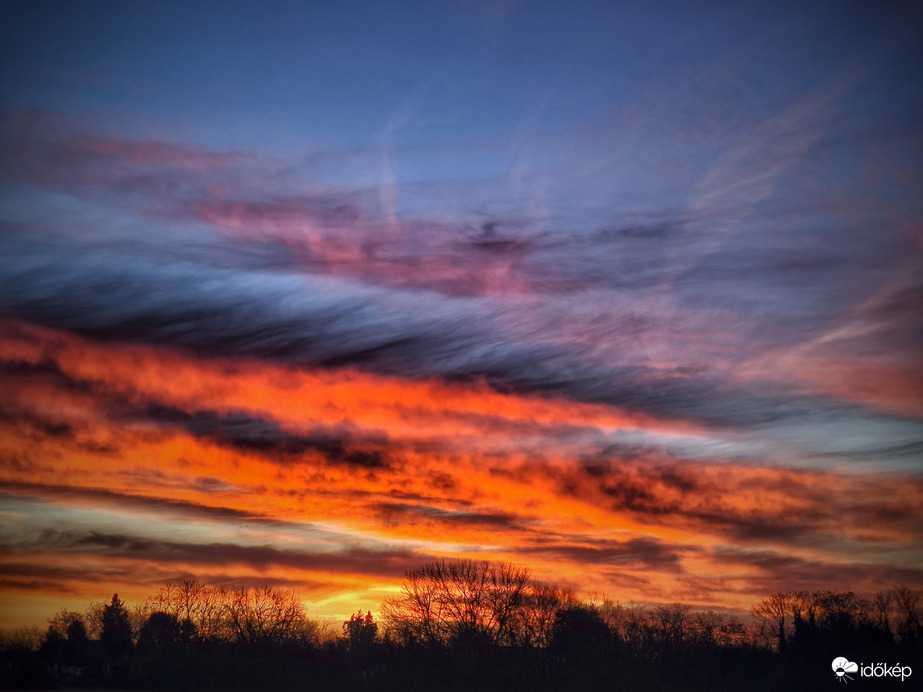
[{"x1": 3, "y1": 640, "x2": 921, "y2": 692}]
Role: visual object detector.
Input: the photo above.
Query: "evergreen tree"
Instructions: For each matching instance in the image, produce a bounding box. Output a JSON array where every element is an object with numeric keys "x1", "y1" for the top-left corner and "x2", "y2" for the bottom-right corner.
[
  {"x1": 343, "y1": 610, "x2": 377, "y2": 653},
  {"x1": 100, "y1": 593, "x2": 133, "y2": 660}
]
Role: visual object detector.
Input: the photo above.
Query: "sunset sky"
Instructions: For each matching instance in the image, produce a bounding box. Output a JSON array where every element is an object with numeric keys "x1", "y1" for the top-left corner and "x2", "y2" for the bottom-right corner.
[{"x1": 1, "y1": 0, "x2": 922, "y2": 629}]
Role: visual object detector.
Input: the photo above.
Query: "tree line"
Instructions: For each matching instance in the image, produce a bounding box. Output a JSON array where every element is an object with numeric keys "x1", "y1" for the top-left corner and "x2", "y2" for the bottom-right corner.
[{"x1": 2, "y1": 559, "x2": 920, "y2": 690}]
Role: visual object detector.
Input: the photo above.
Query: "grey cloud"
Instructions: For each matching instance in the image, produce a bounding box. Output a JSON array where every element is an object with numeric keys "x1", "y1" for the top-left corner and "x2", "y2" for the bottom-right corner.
[
  {"x1": 27, "y1": 530, "x2": 424, "y2": 580},
  {"x1": 0, "y1": 403, "x2": 75, "y2": 440},
  {"x1": 0, "y1": 481, "x2": 278, "y2": 524},
  {"x1": 373, "y1": 502, "x2": 523, "y2": 530},
  {"x1": 141, "y1": 403, "x2": 388, "y2": 468},
  {"x1": 523, "y1": 537, "x2": 690, "y2": 570},
  {"x1": 709, "y1": 546, "x2": 923, "y2": 593}
]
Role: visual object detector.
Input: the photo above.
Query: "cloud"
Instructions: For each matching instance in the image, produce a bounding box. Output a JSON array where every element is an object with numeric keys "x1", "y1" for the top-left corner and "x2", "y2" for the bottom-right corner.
[
  {"x1": 373, "y1": 502, "x2": 524, "y2": 531},
  {"x1": 4, "y1": 231, "x2": 921, "y2": 460},
  {"x1": 523, "y1": 537, "x2": 690, "y2": 570},
  {"x1": 527, "y1": 457, "x2": 923, "y2": 547},
  {"x1": 0, "y1": 117, "x2": 248, "y2": 200},
  {"x1": 1, "y1": 317, "x2": 920, "y2": 615},
  {"x1": 0, "y1": 355, "x2": 96, "y2": 395},
  {"x1": 671, "y1": 68, "x2": 863, "y2": 283},
  {"x1": 0, "y1": 403, "x2": 76, "y2": 440},
  {"x1": 0, "y1": 558, "x2": 336, "y2": 597},
  {"x1": 139, "y1": 403, "x2": 388, "y2": 468},
  {"x1": 16, "y1": 530, "x2": 424, "y2": 581},
  {"x1": 0, "y1": 481, "x2": 277, "y2": 523},
  {"x1": 3, "y1": 114, "x2": 919, "y2": 418},
  {"x1": 709, "y1": 546, "x2": 923, "y2": 594}
]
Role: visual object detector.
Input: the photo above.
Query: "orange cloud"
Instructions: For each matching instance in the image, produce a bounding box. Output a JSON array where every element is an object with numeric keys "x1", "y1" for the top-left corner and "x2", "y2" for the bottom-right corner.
[{"x1": 2, "y1": 319, "x2": 922, "y2": 628}]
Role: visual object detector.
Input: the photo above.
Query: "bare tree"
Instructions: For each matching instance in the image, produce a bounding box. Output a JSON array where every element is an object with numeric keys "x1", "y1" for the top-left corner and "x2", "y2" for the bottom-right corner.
[
  {"x1": 140, "y1": 579, "x2": 228, "y2": 640},
  {"x1": 0, "y1": 627, "x2": 42, "y2": 653},
  {"x1": 382, "y1": 558, "x2": 531, "y2": 647},
  {"x1": 484, "y1": 560, "x2": 531, "y2": 645},
  {"x1": 873, "y1": 590, "x2": 894, "y2": 637},
  {"x1": 381, "y1": 563, "x2": 441, "y2": 645},
  {"x1": 690, "y1": 610, "x2": 723, "y2": 646},
  {"x1": 83, "y1": 599, "x2": 108, "y2": 640},
  {"x1": 512, "y1": 583, "x2": 574, "y2": 647},
  {"x1": 892, "y1": 586, "x2": 921, "y2": 642},
  {"x1": 751, "y1": 592, "x2": 792, "y2": 650},
  {"x1": 46, "y1": 610, "x2": 85, "y2": 639},
  {"x1": 225, "y1": 586, "x2": 307, "y2": 645},
  {"x1": 652, "y1": 604, "x2": 691, "y2": 649}
]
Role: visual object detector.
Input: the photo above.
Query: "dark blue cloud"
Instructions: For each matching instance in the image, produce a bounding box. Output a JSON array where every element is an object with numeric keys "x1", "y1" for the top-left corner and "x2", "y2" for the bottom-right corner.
[{"x1": 2, "y1": 229, "x2": 921, "y2": 466}]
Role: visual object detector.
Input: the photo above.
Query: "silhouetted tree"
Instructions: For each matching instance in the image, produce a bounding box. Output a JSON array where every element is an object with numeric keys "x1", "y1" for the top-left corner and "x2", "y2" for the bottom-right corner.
[
  {"x1": 873, "y1": 589, "x2": 894, "y2": 637},
  {"x1": 37, "y1": 625, "x2": 63, "y2": 669},
  {"x1": 893, "y1": 585, "x2": 921, "y2": 642},
  {"x1": 225, "y1": 586, "x2": 307, "y2": 644},
  {"x1": 652, "y1": 603, "x2": 691, "y2": 651},
  {"x1": 143, "y1": 578, "x2": 225, "y2": 640},
  {"x1": 604, "y1": 601, "x2": 652, "y2": 654},
  {"x1": 0, "y1": 627, "x2": 50, "y2": 689},
  {"x1": 342, "y1": 610, "x2": 377, "y2": 657},
  {"x1": 138, "y1": 611, "x2": 182, "y2": 652},
  {"x1": 46, "y1": 609, "x2": 85, "y2": 639},
  {"x1": 100, "y1": 593, "x2": 133, "y2": 659},
  {"x1": 751, "y1": 592, "x2": 791, "y2": 650},
  {"x1": 82, "y1": 599, "x2": 108, "y2": 640},
  {"x1": 382, "y1": 558, "x2": 531, "y2": 648},
  {"x1": 12, "y1": 570, "x2": 922, "y2": 692},
  {"x1": 511, "y1": 584, "x2": 574, "y2": 647},
  {"x1": 65, "y1": 616, "x2": 88, "y2": 644},
  {"x1": 550, "y1": 605, "x2": 609, "y2": 651}
]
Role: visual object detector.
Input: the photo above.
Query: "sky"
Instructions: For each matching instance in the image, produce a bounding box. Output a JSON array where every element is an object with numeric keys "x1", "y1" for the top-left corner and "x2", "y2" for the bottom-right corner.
[{"x1": 0, "y1": 0, "x2": 922, "y2": 629}]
